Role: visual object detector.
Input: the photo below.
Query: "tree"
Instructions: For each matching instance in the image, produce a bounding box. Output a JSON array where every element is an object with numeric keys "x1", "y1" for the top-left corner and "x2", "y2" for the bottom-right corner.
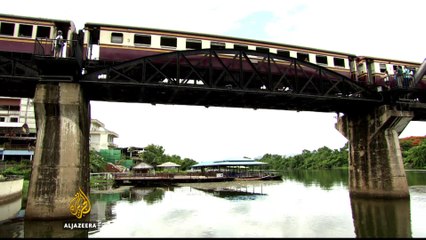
[
  {"x1": 90, "y1": 150, "x2": 108, "y2": 172},
  {"x1": 404, "y1": 139, "x2": 426, "y2": 169},
  {"x1": 180, "y1": 158, "x2": 198, "y2": 171},
  {"x1": 139, "y1": 144, "x2": 166, "y2": 166}
]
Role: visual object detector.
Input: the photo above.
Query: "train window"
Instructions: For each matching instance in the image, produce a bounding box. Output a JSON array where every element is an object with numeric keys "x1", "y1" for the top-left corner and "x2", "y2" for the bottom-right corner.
[
  {"x1": 160, "y1": 36, "x2": 177, "y2": 48},
  {"x1": 358, "y1": 63, "x2": 366, "y2": 73},
  {"x1": 36, "y1": 26, "x2": 50, "y2": 38},
  {"x1": 18, "y1": 24, "x2": 33, "y2": 38},
  {"x1": 111, "y1": 32, "x2": 123, "y2": 44},
  {"x1": 256, "y1": 47, "x2": 269, "y2": 54},
  {"x1": 379, "y1": 63, "x2": 387, "y2": 73},
  {"x1": 0, "y1": 117, "x2": 5, "y2": 122},
  {"x1": 211, "y1": 41, "x2": 225, "y2": 50},
  {"x1": 334, "y1": 58, "x2": 345, "y2": 67},
  {"x1": 0, "y1": 22, "x2": 15, "y2": 36},
  {"x1": 186, "y1": 39, "x2": 202, "y2": 50},
  {"x1": 134, "y1": 34, "x2": 151, "y2": 45},
  {"x1": 297, "y1": 52, "x2": 309, "y2": 61},
  {"x1": 10, "y1": 117, "x2": 19, "y2": 123},
  {"x1": 234, "y1": 44, "x2": 248, "y2": 51},
  {"x1": 277, "y1": 50, "x2": 290, "y2": 58},
  {"x1": 316, "y1": 55, "x2": 328, "y2": 65}
]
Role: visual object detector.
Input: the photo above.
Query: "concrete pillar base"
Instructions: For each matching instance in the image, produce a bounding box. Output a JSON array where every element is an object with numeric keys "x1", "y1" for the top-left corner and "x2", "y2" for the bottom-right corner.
[
  {"x1": 336, "y1": 105, "x2": 413, "y2": 199},
  {"x1": 25, "y1": 83, "x2": 90, "y2": 220}
]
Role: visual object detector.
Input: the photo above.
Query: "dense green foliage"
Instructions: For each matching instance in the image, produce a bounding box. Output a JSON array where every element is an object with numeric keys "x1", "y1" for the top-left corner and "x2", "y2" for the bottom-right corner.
[
  {"x1": 139, "y1": 144, "x2": 198, "y2": 170},
  {"x1": 90, "y1": 150, "x2": 109, "y2": 172},
  {"x1": 404, "y1": 139, "x2": 426, "y2": 169},
  {"x1": 259, "y1": 144, "x2": 348, "y2": 170},
  {"x1": 259, "y1": 137, "x2": 426, "y2": 170},
  {"x1": 0, "y1": 161, "x2": 32, "y2": 180}
]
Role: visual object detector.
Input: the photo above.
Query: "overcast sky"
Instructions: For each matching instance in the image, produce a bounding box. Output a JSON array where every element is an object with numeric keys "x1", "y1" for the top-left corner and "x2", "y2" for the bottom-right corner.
[{"x1": 3, "y1": 0, "x2": 426, "y2": 162}]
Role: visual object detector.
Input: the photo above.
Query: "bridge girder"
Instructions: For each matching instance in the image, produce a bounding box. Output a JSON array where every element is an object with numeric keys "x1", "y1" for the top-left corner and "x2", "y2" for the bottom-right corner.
[
  {"x1": 0, "y1": 53, "x2": 39, "y2": 98},
  {"x1": 82, "y1": 49, "x2": 383, "y2": 113}
]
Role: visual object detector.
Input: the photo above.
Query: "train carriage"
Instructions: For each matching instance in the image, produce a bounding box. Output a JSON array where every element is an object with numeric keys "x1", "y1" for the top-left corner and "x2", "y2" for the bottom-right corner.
[
  {"x1": 0, "y1": 14, "x2": 76, "y2": 58},
  {"x1": 0, "y1": 13, "x2": 424, "y2": 93},
  {"x1": 82, "y1": 22, "x2": 355, "y2": 75}
]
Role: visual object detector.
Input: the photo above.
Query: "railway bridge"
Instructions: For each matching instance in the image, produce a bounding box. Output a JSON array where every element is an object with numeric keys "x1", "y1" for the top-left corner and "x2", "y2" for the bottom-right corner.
[{"x1": 1, "y1": 47, "x2": 426, "y2": 220}]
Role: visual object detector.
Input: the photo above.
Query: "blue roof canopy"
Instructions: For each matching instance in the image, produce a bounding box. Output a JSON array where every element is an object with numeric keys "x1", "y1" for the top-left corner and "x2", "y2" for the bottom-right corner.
[
  {"x1": 191, "y1": 159, "x2": 267, "y2": 168},
  {"x1": 0, "y1": 150, "x2": 34, "y2": 156}
]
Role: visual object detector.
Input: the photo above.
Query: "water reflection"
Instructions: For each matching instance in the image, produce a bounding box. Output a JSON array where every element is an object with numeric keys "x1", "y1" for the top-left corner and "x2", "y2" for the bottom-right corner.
[
  {"x1": 350, "y1": 198, "x2": 412, "y2": 238},
  {"x1": 0, "y1": 170, "x2": 425, "y2": 237},
  {"x1": 129, "y1": 187, "x2": 167, "y2": 204},
  {"x1": 281, "y1": 169, "x2": 348, "y2": 190},
  {"x1": 188, "y1": 181, "x2": 268, "y2": 200}
]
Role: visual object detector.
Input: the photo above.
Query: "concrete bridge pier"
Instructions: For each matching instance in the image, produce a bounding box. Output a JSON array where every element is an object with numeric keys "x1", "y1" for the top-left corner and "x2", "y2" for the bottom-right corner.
[
  {"x1": 25, "y1": 83, "x2": 91, "y2": 220},
  {"x1": 336, "y1": 105, "x2": 413, "y2": 199}
]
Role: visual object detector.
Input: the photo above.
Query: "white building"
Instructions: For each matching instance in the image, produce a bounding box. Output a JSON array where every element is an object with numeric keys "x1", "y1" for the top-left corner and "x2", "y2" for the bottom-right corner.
[
  {"x1": 0, "y1": 96, "x2": 120, "y2": 158},
  {"x1": 0, "y1": 97, "x2": 36, "y2": 161},
  {"x1": 0, "y1": 97, "x2": 36, "y2": 134},
  {"x1": 90, "y1": 119, "x2": 119, "y2": 152}
]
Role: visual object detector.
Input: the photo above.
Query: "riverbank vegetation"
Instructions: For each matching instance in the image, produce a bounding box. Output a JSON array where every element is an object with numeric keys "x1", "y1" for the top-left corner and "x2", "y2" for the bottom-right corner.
[
  {"x1": 139, "y1": 144, "x2": 198, "y2": 171},
  {"x1": 259, "y1": 136, "x2": 426, "y2": 170},
  {"x1": 1, "y1": 137, "x2": 425, "y2": 180}
]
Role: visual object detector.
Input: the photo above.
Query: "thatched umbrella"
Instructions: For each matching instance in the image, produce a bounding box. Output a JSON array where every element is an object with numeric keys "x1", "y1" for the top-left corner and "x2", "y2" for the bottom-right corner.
[
  {"x1": 132, "y1": 162, "x2": 153, "y2": 174},
  {"x1": 156, "y1": 162, "x2": 181, "y2": 169}
]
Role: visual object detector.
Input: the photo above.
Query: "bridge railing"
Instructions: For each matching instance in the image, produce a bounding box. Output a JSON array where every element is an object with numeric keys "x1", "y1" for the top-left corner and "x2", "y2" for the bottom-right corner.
[{"x1": 33, "y1": 37, "x2": 80, "y2": 61}]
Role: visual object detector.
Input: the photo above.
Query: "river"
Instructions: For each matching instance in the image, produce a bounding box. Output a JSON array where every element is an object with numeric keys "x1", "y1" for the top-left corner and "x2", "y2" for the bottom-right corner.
[{"x1": 0, "y1": 169, "x2": 425, "y2": 238}]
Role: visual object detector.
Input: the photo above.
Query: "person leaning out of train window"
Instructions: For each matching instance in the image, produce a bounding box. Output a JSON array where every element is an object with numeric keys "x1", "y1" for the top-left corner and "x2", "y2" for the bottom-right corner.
[
  {"x1": 396, "y1": 66, "x2": 404, "y2": 88},
  {"x1": 54, "y1": 30, "x2": 64, "y2": 58},
  {"x1": 384, "y1": 70, "x2": 390, "y2": 89},
  {"x1": 403, "y1": 67, "x2": 413, "y2": 88}
]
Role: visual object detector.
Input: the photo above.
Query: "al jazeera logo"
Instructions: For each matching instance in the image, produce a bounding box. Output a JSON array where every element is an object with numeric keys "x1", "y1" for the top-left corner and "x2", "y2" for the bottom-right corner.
[{"x1": 63, "y1": 187, "x2": 99, "y2": 230}]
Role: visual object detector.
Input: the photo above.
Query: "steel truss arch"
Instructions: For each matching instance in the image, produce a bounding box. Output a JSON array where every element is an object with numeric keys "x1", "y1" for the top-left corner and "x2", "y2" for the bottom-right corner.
[{"x1": 82, "y1": 49, "x2": 383, "y2": 113}]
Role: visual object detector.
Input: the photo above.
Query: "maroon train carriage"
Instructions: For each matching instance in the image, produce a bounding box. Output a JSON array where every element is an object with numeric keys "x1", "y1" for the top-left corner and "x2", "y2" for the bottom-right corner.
[
  {"x1": 0, "y1": 14, "x2": 76, "y2": 58},
  {"x1": 1, "y1": 13, "x2": 424, "y2": 92}
]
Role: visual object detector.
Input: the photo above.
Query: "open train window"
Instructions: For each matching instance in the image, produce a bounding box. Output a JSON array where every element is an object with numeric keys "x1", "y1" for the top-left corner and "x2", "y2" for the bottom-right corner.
[
  {"x1": 211, "y1": 41, "x2": 225, "y2": 50},
  {"x1": 234, "y1": 44, "x2": 248, "y2": 51},
  {"x1": 186, "y1": 39, "x2": 202, "y2": 50},
  {"x1": 36, "y1": 26, "x2": 51, "y2": 38},
  {"x1": 111, "y1": 32, "x2": 123, "y2": 44},
  {"x1": 297, "y1": 52, "x2": 309, "y2": 61},
  {"x1": 316, "y1": 55, "x2": 328, "y2": 65},
  {"x1": 160, "y1": 36, "x2": 177, "y2": 48},
  {"x1": 10, "y1": 117, "x2": 19, "y2": 123},
  {"x1": 277, "y1": 50, "x2": 290, "y2": 58},
  {"x1": 18, "y1": 24, "x2": 33, "y2": 38},
  {"x1": 379, "y1": 63, "x2": 387, "y2": 73},
  {"x1": 334, "y1": 58, "x2": 345, "y2": 67},
  {"x1": 0, "y1": 22, "x2": 15, "y2": 36},
  {"x1": 10, "y1": 105, "x2": 20, "y2": 111},
  {"x1": 256, "y1": 47, "x2": 269, "y2": 54},
  {"x1": 358, "y1": 63, "x2": 366, "y2": 74},
  {"x1": 135, "y1": 34, "x2": 151, "y2": 45}
]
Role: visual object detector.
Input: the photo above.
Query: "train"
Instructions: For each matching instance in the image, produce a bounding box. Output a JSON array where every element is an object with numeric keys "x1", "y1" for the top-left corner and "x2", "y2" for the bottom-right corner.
[{"x1": 1, "y1": 13, "x2": 425, "y2": 92}]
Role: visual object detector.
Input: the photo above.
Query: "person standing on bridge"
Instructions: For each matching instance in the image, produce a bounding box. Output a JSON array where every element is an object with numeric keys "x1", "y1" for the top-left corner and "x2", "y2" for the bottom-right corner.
[
  {"x1": 396, "y1": 66, "x2": 404, "y2": 88},
  {"x1": 54, "y1": 30, "x2": 64, "y2": 58}
]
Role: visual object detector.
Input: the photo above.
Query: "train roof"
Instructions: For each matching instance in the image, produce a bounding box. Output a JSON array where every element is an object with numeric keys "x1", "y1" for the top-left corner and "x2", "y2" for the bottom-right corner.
[
  {"x1": 84, "y1": 22, "x2": 357, "y2": 58},
  {"x1": 357, "y1": 56, "x2": 421, "y2": 65},
  {"x1": 0, "y1": 13, "x2": 75, "y2": 28}
]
